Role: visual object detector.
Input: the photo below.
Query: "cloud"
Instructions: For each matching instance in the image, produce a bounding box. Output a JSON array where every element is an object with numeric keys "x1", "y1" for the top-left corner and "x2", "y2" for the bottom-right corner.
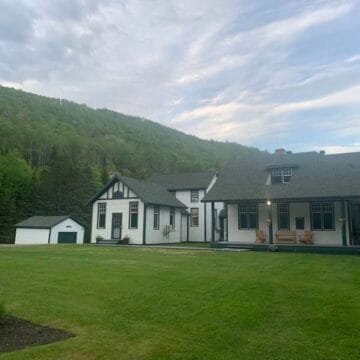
[{"x1": 0, "y1": 0, "x2": 359, "y2": 153}]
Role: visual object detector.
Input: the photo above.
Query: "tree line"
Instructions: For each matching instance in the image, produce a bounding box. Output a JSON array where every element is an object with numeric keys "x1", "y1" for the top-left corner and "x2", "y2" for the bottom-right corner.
[{"x1": 0, "y1": 86, "x2": 259, "y2": 242}]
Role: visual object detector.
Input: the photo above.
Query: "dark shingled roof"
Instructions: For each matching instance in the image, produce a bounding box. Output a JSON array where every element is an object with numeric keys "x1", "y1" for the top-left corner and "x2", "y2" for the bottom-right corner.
[
  {"x1": 203, "y1": 152, "x2": 360, "y2": 202},
  {"x1": 14, "y1": 216, "x2": 79, "y2": 229},
  {"x1": 149, "y1": 171, "x2": 217, "y2": 190},
  {"x1": 86, "y1": 175, "x2": 187, "y2": 208}
]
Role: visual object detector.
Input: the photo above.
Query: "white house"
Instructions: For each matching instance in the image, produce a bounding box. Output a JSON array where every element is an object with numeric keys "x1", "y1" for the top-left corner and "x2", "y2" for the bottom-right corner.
[
  {"x1": 203, "y1": 150, "x2": 360, "y2": 247},
  {"x1": 150, "y1": 171, "x2": 223, "y2": 242},
  {"x1": 86, "y1": 174, "x2": 187, "y2": 244},
  {"x1": 14, "y1": 216, "x2": 85, "y2": 245}
]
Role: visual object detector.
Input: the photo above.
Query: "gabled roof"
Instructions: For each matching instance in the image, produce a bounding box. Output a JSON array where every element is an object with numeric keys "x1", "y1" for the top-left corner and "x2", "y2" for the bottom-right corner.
[
  {"x1": 149, "y1": 170, "x2": 217, "y2": 191},
  {"x1": 85, "y1": 175, "x2": 187, "y2": 208},
  {"x1": 14, "y1": 215, "x2": 82, "y2": 229},
  {"x1": 203, "y1": 151, "x2": 360, "y2": 202}
]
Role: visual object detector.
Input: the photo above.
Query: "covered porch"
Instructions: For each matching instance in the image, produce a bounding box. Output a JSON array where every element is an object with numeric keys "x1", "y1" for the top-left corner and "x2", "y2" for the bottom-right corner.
[{"x1": 212, "y1": 198, "x2": 360, "y2": 247}]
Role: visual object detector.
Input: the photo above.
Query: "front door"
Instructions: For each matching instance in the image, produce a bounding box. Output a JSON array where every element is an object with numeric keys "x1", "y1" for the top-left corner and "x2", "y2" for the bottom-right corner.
[{"x1": 111, "y1": 213, "x2": 122, "y2": 240}]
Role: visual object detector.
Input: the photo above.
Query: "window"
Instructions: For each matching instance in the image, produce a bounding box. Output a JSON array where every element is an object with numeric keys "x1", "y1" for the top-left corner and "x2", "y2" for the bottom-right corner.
[
  {"x1": 97, "y1": 203, "x2": 106, "y2": 228},
  {"x1": 129, "y1": 202, "x2": 139, "y2": 229},
  {"x1": 113, "y1": 191, "x2": 124, "y2": 199},
  {"x1": 296, "y1": 217, "x2": 305, "y2": 230},
  {"x1": 169, "y1": 207, "x2": 175, "y2": 228},
  {"x1": 191, "y1": 190, "x2": 199, "y2": 203},
  {"x1": 238, "y1": 203, "x2": 258, "y2": 229},
  {"x1": 271, "y1": 168, "x2": 293, "y2": 184},
  {"x1": 311, "y1": 202, "x2": 334, "y2": 231},
  {"x1": 278, "y1": 203, "x2": 290, "y2": 230},
  {"x1": 153, "y1": 205, "x2": 160, "y2": 230},
  {"x1": 191, "y1": 208, "x2": 199, "y2": 227}
]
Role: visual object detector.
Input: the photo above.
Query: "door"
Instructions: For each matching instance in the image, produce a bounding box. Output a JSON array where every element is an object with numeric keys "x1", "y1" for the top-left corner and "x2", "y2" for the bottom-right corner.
[
  {"x1": 111, "y1": 213, "x2": 122, "y2": 240},
  {"x1": 58, "y1": 232, "x2": 77, "y2": 244}
]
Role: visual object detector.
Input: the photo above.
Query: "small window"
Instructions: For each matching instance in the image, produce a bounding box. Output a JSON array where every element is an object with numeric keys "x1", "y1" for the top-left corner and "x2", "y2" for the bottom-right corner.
[
  {"x1": 191, "y1": 190, "x2": 199, "y2": 203},
  {"x1": 296, "y1": 217, "x2": 305, "y2": 230},
  {"x1": 169, "y1": 207, "x2": 175, "y2": 229},
  {"x1": 238, "y1": 203, "x2": 258, "y2": 229},
  {"x1": 311, "y1": 202, "x2": 334, "y2": 231},
  {"x1": 278, "y1": 203, "x2": 290, "y2": 230},
  {"x1": 97, "y1": 203, "x2": 106, "y2": 229},
  {"x1": 271, "y1": 168, "x2": 292, "y2": 184},
  {"x1": 129, "y1": 202, "x2": 139, "y2": 229},
  {"x1": 113, "y1": 191, "x2": 124, "y2": 199},
  {"x1": 190, "y1": 208, "x2": 199, "y2": 227},
  {"x1": 153, "y1": 205, "x2": 160, "y2": 230}
]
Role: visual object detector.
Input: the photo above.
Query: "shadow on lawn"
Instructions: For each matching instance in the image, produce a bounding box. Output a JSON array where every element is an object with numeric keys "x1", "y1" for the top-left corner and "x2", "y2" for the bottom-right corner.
[{"x1": 0, "y1": 316, "x2": 74, "y2": 354}]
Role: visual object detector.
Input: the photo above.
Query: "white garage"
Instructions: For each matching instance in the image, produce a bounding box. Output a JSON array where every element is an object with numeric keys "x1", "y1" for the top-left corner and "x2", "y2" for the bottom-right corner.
[{"x1": 14, "y1": 216, "x2": 85, "y2": 245}]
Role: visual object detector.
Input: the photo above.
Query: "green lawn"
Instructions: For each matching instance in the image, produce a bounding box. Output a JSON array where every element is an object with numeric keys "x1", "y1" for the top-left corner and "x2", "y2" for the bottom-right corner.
[{"x1": 0, "y1": 245, "x2": 359, "y2": 360}]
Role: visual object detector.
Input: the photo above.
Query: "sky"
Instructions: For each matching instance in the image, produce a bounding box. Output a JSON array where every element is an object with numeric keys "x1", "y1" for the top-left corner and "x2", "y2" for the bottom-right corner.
[{"x1": 0, "y1": 0, "x2": 360, "y2": 154}]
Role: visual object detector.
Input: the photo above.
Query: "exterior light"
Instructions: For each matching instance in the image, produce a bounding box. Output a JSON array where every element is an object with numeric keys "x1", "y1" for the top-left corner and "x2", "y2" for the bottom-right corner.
[{"x1": 266, "y1": 200, "x2": 271, "y2": 206}]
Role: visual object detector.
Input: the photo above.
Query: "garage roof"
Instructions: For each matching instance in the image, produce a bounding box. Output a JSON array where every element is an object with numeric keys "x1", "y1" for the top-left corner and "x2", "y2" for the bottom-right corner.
[{"x1": 15, "y1": 216, "x2": 81, "y2": 229}]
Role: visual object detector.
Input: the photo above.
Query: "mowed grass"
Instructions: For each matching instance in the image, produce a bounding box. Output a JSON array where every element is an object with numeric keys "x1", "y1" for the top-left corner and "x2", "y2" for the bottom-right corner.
[{"x1": 0, "y1": 246, "x2": 359, "y2": 360}]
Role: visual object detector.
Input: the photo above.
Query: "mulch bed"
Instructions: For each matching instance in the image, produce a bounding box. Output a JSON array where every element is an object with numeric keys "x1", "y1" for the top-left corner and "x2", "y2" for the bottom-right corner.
[{"x1": 0, "y1": 316, "x2": 74, "y2": 354}]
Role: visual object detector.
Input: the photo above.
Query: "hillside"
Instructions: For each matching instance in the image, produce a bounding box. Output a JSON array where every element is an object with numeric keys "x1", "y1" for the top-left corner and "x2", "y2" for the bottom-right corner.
[{"x1": 0, "y1": 85, "x2": 259, "y2": 242}]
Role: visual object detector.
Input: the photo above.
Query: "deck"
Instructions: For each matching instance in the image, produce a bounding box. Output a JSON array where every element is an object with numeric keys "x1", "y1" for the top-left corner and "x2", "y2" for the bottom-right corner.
[{"x1": 211, "y1": 242, "x2": 360, "y2": 255}]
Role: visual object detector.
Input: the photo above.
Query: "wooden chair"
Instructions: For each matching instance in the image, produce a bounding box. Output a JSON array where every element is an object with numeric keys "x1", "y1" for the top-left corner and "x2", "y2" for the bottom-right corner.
[
  {"x1": 299, "y1": 230, "x2": 313, "y2": 244},
  {"x1": 275, "y1": 230, "x2": 296, "y2": 244},
  {"x1": 255, "y1": 230, "x2": 266, "y2": 243}
]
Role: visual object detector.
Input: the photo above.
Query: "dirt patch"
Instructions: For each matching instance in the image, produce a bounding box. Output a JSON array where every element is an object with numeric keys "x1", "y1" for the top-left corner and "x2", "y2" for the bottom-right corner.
[{"x1": 0, "y1": 315, "x2": 74, "y2": 354}]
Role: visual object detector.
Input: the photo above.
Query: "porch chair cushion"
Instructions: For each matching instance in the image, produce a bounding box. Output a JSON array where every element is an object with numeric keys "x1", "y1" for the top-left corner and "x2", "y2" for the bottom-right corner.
[
  {"x1": 275, "y1": 230, "x2": 296, "y2": 243},
  {"x1": 255, "y1": 230, "x2": 266, "y2": 243},
  {"x1": 299, "y1": 230, "x2": 313, "y2": 244}
]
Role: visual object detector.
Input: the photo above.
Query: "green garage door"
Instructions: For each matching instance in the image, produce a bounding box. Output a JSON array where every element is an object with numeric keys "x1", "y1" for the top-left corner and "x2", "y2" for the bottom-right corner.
[{"x1": 58, "y1": 232, "x2": 77, "y2": 244}]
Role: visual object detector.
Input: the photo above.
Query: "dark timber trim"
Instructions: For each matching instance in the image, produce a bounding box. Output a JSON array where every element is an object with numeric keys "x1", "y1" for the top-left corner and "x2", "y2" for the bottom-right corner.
[
  {"x1": 142, "y1": 204, "x2": 147, "y2": 245},
  {"x1": 348, "y1": 201, "x2": 353, "y2": 246},
  {"x1": 341, "y1": 200, "x2": 347, "y2": 246},
  {"x1": 187, "y1": 215, "x2": 189, "y2": 242},
  {"x1": 204, "y1": 198, "x2": 207, "y2": 242},
  {"x1": 211, "y1": 202, "x2": 215, "y2": 242}
]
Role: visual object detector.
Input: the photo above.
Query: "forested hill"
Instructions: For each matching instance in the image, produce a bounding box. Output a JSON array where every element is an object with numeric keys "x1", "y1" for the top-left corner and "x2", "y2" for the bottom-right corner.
[{"x1": 0, "y1": 85, "x2": 259, "y2": 242}]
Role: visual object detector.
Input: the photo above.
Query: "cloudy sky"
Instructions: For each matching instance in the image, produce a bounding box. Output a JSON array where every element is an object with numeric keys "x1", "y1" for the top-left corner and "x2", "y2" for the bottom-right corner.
[{"x1": 1, "y1": 0, "x2": 360, "y2": 153}]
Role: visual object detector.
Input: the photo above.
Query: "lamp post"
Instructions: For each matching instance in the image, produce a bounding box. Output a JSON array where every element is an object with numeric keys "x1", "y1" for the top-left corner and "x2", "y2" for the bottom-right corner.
[{"x1": 266, "y1": 200, "x2": 273, "y2": 244}]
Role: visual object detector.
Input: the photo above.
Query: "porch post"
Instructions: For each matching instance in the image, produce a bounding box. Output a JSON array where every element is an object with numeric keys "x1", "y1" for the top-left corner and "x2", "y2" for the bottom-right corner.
[
  {"x1": 211, "y1": 202, "x2": 215, "y2": 242},
  {"x1": 267, "y1": 201, "x2": 273, "y2": 244},
  {"x1": 341, "y1": 199, "x2": 347, "y2": 246}
]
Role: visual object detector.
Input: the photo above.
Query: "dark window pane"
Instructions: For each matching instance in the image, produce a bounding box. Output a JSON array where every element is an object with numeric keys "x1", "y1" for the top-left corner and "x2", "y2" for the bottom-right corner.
[
  {"x1": 271, "y1": 175, "x2": 282, "y2": 184},
  {"x1": 239, "y1": 213, "x2": 248, "y2": 228},
  {"x1": 130, "y1": 213, "x2": 138, "y2": 228},
  {"x1": 99, "y1": 214, "x2": 105, "y2": 228},
  {"x1": 312, "y1": 213, "x2": 322, "y2": 230},
  {"x1": 323, "y1": 213, "x2": 333, "y2": 230},
  {"x1": 249, "y1": 214, "x2": 257, "y2": 229},
  {"x1": 296, "y1": 217, "x2": 305, "y2": 230},
  {"x1": 279, "y1": 213, "x2": 289, "y2": 229}
]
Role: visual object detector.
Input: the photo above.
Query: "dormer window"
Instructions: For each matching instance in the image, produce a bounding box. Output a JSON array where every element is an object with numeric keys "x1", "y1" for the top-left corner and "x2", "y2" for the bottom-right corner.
[{"x1": 271, "y1": 168, "x2": 292, "y2": 184}]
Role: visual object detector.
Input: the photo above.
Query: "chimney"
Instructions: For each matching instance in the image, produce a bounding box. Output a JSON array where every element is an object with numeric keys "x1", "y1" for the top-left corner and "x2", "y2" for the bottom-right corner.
[
  {"x1": 275, "y1": 148, "x2": 286, "y2": 155},
  {"x1": 109, "y1": 171, "x2": 121, "y2": 179},
  {"x1": 319, "y1": 150, "x2": 325, "y2": 155}
]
